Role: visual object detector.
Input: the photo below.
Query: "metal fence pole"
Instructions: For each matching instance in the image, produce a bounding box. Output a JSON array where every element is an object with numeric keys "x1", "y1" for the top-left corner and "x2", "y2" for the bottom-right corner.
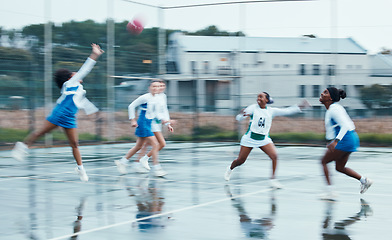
[
  {"x1": 44, "y1": 0, "x2": 52, "y2": 146},
  {"x1": 107, "y1": 0, "x2": 115, "y2": 142}
]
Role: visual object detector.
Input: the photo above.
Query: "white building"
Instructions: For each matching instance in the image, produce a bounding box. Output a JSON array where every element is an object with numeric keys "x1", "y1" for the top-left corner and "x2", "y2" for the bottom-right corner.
[{"x1": 164, "y1": 32, "x2": 386, "y2": 117}]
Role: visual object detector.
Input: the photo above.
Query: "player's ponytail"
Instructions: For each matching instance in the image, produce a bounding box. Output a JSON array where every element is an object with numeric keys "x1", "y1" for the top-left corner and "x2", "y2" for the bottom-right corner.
[{"x1": 339, "y1": 89, "x2": 347, "y2": 99}]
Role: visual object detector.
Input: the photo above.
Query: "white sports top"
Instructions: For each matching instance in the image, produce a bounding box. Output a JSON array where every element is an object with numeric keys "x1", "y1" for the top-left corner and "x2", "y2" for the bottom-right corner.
[
  {"x1": 128, "y1": 93, "x2": 158, "y2": 120},
  {"x1": 324, "y1": 103, "x2": 355, "y2": 140},
  {"x1": 237, "y1": 104, "x2": 301, "y2": 135},
  {"x1": 155, "y1": 93, "x2": 170, "y2": 121},
  {"x1": 55, "y1": 57, "x2": 98, "y2": 115}
]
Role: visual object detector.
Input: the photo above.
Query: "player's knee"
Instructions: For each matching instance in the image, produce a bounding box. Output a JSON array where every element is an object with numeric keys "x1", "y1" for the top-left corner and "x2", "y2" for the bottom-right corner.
[
  {"x1": 69, "y1": 141, "x2": 79, "y2": 149},
  {"x1": 335, "y1": 166, "x2": 345, "y2": 173},
  {"x1": 151, "y1": 141, "x2": 160, "y2": 150}
]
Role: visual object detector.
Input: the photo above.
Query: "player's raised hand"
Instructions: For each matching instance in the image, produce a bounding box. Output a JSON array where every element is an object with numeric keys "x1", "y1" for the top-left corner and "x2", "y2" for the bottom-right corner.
[{"x1": 90, "y1": 43, "x2": 104, "y2": 60}]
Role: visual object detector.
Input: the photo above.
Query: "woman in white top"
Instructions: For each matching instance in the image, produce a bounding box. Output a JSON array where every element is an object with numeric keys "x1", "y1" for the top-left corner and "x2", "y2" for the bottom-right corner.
[
  {"x1": 115, "y1": 80, "x2": 166, "y2": 176},
  {"x1": 136, "y1": 80, "x2": 174, "y2": 176},
  {"x1": 224, "y1": 92, "x2": 309, "y2": 188},
  {"x1": 11, "y1": 44, "x2": 104, "y2": 182},
  {"x1": 319, "y1": 87, "x2": 372, "y2": 199}
]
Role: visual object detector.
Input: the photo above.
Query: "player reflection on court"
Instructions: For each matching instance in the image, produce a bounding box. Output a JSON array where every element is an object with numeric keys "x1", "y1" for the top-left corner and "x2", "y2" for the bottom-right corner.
[
  {"x1": 71, "y1": 197, "x2": 86, "y2": 240},
  {"x1": 125, "y1": 178, "x2": 171, "y2": 231},
  {"x1": 322, "y1": 199, "x2": 373, "y2": 240},
  {"x1": 225, "y1": 185, "x2": 276, "y2": 239}
]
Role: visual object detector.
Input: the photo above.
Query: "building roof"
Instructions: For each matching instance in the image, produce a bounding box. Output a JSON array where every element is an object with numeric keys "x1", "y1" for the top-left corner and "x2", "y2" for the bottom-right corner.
[
  {"x1": 370, "y1": 54, "x2": 392, "y2": 76},
  {"x1": 174, "y1": 33, "x2": 367, "y2": 54}
]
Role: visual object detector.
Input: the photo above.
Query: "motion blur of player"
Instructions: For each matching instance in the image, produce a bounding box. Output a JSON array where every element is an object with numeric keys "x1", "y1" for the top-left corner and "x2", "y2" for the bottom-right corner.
[
  {"x1": 136, "y1": 80, "x2": 174, "y2": 176},
  {"x1": 224, "y1": 92, "x2": 310, "y2": 189},
  {"x1": 115, "y1": 80, "x2": 169, "y2": 177},
  {"x1": 11, "y1": 43, "x2": 104, "y2": 182},
  {"x1": 319, "y1": 87, "x2": 372, "y2": 200}
]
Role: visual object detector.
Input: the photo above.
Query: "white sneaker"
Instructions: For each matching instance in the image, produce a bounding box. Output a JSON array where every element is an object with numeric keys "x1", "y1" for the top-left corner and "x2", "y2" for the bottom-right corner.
[
  {"x1": 269, "y1": 179, "x2": 284, "y2": 189},
  {"x1": 153, "y1": 166, "x2": 167, "y2": 177},
  {"x1": 360, "y1": 178, "x2": 373, "y2": 194},
  {"x1": 75, "y1": 167, "x2": 89, "y2": 182},
  {"x1": 132, "y1": 162, "x2": 149, "y2": 173},
  {"x1": 114, "y1": 160, "x2": 128, "y2": 174},
  {"x1": 139, "y1": 155, "x2": 150, "y2": 170},
  {"x1": 224, "y1": 166, "x2": 233, "y2": 181},
  {"x1": 11, "y1": 141, "x2": 28, "y2": 162}
]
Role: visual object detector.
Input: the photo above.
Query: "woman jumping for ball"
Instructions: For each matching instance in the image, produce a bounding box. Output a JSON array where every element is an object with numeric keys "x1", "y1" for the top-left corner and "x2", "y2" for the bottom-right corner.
[
  {"x1": 11, "y1": 44, "x2": 104, "y2": 182},
  {"x1": 224, "y1": 92, "x2": 310, "y2": 189},
  {"x1": 319, "y1": 87, "x2": 372, "y2": 200}
]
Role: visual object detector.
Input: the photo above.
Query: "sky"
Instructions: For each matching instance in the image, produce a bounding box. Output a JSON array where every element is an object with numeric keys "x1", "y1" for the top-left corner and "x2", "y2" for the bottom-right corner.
[{"x1": 0, "y1": 0, "x2": 391, "y2": 54}]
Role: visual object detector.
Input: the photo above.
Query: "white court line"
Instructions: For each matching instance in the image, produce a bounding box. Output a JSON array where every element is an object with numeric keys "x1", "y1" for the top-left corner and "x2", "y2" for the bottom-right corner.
[
  {"x1": 0, "y1": 153, "x2": 120, "y2": 173},
  {"x1": 0, "y1": 155, "x2": 121, "y2": 181},
  {"x1": 0, "y1": 164, "x2": 120, "y2": 182},
  {"x1": 49, "y1": 187, "x2": 273, "y2": 240}
]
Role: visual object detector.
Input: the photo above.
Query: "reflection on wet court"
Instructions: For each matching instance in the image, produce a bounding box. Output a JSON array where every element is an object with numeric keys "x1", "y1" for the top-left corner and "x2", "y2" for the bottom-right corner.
[{"x1": 0, "y1": 142, "x2": 391, "y2": 239}]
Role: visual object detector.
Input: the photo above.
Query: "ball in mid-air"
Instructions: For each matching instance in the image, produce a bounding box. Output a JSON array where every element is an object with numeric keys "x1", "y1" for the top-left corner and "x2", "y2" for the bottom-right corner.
[{"x1": 127, "y1": 18, "x2": 144, "y2": 35}]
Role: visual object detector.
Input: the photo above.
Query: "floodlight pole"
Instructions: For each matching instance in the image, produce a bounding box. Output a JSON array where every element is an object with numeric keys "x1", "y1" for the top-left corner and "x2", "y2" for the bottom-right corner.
[
  {"x1": 107, "y1": 0, "x2": 115, "y2": 142},
  {"x1": 44, "y1": 0, "x2": 53, "y2": 146},
  {"x1": 158, "y1": 7, "x2": 166, "y2": 75}
]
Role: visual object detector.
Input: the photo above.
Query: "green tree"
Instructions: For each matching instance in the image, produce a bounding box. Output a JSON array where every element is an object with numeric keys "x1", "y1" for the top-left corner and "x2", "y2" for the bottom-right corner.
[
  {"x1": 359, "y1": 84, "x2": 392, "y2": 109},
  {"x1": 186, "y1": 25, "x2": 245, "y2": 36}
]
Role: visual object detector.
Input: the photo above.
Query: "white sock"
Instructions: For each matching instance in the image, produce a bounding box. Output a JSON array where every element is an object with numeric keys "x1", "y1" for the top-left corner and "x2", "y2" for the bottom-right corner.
[
  {"x1": 143, "y1": 155, "x2": 150, "y2": 160},
  {"x1": 120, "y1": 157, "x2": 128, "y2": 165},
  {"x1": 77, "y1": 165, "x2": 84, "y2": 171},
  {"x1": 360, "y1": 176, "x2": 366, "y2": 184}
]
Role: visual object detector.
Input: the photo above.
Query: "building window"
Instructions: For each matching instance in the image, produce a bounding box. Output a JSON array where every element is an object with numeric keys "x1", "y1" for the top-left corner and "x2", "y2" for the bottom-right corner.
[
  {"x1": 313, "y1": 64, "x2": 320, "y2": 75},
  {"x1": 203, "y1": 61, "x2": 210, "y2": 74},
  {"x1": 299, "y1": 64, "x2": 306, "y2": 75},
  {"x1": 327, "y1": 64, "x2": 335, "y2": 76},
  {"x1": 191, "y1": 61, "x2": 197, "y2": 74},
  {"x1": 313, "y1": 85, "x2": 320, "y2": 97},
  {"x1": 166, "y1": 61, "x2": 178, "y2": 74},
  {"x1": 273, "y1": 64, "x2": 280, "y2": 68},
  {"x1": 283, "y1": 64, "x2": 290, "y2": 68},
  {"x1": 299, "y1": 85, "x2": 306, "y2": 97}
]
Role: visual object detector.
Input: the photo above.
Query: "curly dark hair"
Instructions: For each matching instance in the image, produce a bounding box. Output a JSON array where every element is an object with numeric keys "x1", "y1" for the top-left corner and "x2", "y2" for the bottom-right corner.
[
  {"x1": 327, "y1": 87, "x2": 347, "y2": 102},
  {"x1": 54, "y1": 68, "x2": 72, "y2": 89}
]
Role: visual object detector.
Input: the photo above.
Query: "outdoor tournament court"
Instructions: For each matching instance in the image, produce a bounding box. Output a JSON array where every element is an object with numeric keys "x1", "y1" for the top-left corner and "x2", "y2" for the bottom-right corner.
[{"x1": 0, "y1": 142, "x2": 391, "y2": 240}]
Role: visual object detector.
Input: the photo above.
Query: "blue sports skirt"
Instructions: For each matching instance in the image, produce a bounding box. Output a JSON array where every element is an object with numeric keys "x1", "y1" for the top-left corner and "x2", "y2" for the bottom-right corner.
[
  {"x1": 335, "y1": 130, "x2": 360, "y2": 152},
  {"x1": 135, "y1": 110, "x2": 154, "y2": 137},
  {"x1": 47, "y1": 104, "x2": 77, "y2": 129}
]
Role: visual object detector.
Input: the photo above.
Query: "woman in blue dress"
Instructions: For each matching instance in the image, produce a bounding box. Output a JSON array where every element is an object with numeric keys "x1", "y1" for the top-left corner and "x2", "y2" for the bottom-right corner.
[
  {"x1": 319, "y1": 87, "x2": 373, "y2": 199},
  {"x1": 12, "y1": 43, "x2": 104, "y2": 182},
  {"x1": 115, "y1": 80, "x2": 165, "y2": 176}
]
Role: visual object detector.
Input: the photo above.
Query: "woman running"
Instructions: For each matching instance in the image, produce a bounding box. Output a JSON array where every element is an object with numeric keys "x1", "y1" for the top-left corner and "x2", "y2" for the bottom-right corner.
[
  {"x1": 136, "y1": 80, "x2": 174, "y2": 174},
  {"x1": 319, "y1": 87, "x2": 372, "y2": 199},
  {"x1": 224, "y1": 92, "x2": 310, "y2": 189},
  {"x1": 115, "y1": 80, "x2": 167, "y2": 177},
  {"x1": 11, "y1": 43, "x2": 104, "y2": 182}
]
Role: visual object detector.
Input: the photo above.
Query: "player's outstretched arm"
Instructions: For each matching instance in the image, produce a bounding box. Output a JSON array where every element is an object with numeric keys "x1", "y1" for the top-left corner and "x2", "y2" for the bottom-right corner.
[{"x1": 89, "y1": 43, "x2": 104, "y2": 61}]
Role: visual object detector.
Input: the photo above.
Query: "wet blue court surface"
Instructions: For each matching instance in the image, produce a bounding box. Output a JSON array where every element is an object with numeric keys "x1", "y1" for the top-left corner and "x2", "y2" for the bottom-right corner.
[{"x1": 0, "y1": 142, "x2": 391, "y2": 240}]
